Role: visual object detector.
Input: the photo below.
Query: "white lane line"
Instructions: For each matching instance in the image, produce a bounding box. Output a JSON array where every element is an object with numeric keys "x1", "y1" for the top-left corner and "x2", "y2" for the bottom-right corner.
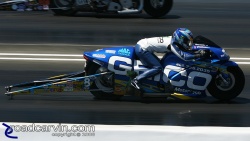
[
  {"x1": 0, "y1": 58, "x2": 249, "y2": 64},
  {"x1": 0, "y1": 53, "x2": 82, "y2": 57},
  {"x1": 1, "y1": 53, "x2": 250, "y2": 60},
  {"x1": 0, "y1": 43, "x2": 249, "y2": 49},
  {"x1": 0, "y1": 43, "x2": 123, "y2": 47},
  {"x1": 236, "y1": 62, "x2": 250, "y2": 64},
  {"x1": 1, "y1": 54, "x2": 250, "y2": 64},
  {"x1": 231, "y1": 57, "x2": 250, "y2": 60},
  {"x1": 0, "y1": 58, "x2": 83, "y2": 61}
]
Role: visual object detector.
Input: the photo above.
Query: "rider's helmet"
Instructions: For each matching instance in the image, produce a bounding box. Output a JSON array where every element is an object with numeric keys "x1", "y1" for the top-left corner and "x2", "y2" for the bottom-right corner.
[{"x1": 171, "y1": 28, "x2": 194, "y2": 50}]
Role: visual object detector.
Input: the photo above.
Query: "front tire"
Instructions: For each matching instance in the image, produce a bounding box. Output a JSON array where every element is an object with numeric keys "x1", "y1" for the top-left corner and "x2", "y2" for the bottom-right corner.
[
  {"x1": 207, "y1": 66, "x2": 245, "y2": 101},
  {"x1": 49, "y1": 0, "x2": 77, "y2": 16},
  {"x1": 85, "y1": 62, "x2": 122, "y2": 100},
  {"x1": 144, "y1": 0, "x2": 173, "y2": 18}
]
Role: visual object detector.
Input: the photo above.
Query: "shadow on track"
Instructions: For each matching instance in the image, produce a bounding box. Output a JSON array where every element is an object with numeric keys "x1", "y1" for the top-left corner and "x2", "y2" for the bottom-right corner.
[{"x1": 122, "y1": 96, "x2": 250, "y2": 104}]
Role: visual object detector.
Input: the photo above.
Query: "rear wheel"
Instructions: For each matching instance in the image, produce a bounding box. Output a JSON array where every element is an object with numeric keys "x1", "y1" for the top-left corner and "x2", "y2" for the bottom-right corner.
[
  {"x1": 85, "y1": 62, "x2": 122, "y2": 100},
  {"x1": 49, "y1": 0, "x2": 77, "y2": 16},
  {"x1": 144, "y1": 0, "x2": 173, "y2": 18},
  {"x1": 207, "y1": 66, "x2": 245, "y2": 101}
]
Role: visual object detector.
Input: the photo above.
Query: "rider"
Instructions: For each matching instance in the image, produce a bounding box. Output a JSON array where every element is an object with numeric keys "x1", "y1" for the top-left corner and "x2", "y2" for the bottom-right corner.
[{"x1": 131, "y1": 28, "x2": 209, "y2": 90}]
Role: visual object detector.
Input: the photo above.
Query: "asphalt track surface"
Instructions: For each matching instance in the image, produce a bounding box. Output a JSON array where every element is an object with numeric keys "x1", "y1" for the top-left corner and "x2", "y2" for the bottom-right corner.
[{"x1": 0, "y1": 0, "x2": 250, "y2": 127}]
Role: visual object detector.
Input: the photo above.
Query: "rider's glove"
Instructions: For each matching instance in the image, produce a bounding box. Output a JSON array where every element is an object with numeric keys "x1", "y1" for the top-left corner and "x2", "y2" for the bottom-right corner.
[{"x1": 195, "y1": 50, "x2": 210, "y2": 58}]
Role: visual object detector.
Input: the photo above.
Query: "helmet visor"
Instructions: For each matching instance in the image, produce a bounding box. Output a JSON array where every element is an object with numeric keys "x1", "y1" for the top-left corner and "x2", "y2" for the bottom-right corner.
[{"x1": 183, "y1": 36, "x2": 193, "y2": 50}]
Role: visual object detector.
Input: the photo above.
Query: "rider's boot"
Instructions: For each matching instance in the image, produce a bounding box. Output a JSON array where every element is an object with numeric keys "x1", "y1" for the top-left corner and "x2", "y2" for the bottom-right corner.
[{"x1": 131, "y1": 78, "x2": 141, "y2": 90}]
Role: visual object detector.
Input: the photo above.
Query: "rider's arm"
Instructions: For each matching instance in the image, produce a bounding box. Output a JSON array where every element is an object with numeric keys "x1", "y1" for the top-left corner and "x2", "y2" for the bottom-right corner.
[{"x1": 170, "y1": 43, "x2": 200, "y2": 61}]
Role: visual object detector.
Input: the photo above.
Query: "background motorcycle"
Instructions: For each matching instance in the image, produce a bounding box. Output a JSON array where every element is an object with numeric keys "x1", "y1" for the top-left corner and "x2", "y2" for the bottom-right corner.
[
  {"x1": 83, "y1": 36, "x2": 245, "y2": 101},
  {"x1": 49, "y1": 0, "x2": 173, "y2": 18}
]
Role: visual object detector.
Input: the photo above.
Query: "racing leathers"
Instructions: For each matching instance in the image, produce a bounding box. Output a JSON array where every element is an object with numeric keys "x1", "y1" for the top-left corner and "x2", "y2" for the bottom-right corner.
[{"x1": 131, "y1": 36, "x2": 206, "y2": 90}]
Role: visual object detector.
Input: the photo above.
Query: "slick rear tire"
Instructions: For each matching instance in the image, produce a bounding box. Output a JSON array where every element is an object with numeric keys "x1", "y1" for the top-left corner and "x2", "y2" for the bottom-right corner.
[
  {"x1": 49, "y1": 0, "x2": 77, "y2": 16},
  {"x1": 85, "y1": 62, "x2": 122, "y2": 100},
  {"x1": 144, "y1": 0, "x2": 173, "y2": 18},
  {"x1": 207, "y1": 66, "x2": 245, "y2": 101}
]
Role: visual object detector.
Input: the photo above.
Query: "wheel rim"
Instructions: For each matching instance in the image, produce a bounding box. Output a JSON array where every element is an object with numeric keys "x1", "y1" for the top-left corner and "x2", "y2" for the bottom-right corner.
[
  {"x1": 215, "y1": 72, "x2": 235, "y2": 91},
  {"x1": 95, "y1": 67, "x2": 114, "y2": 93},
  {"x1": 150, "y1": 0, "x2": 165, "y2": 9}
]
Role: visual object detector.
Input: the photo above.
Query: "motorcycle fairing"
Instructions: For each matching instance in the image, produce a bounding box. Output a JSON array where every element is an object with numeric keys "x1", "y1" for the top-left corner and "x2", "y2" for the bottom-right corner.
[
  {"x1": 84, "y1": 47, "x2": 168, "y2": 94},
  {"x1": 84, "y1": 45, "x2": 239, "y2": 98},
  {"x1": 161, "y1": 53, "x2": 214, "y2": 98}
]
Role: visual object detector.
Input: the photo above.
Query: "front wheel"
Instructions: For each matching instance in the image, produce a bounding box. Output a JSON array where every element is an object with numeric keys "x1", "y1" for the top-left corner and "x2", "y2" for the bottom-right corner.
[
  {"x1": 207, "y1": 66, "x2": 245, "y2": 101},
  {"x1": 49, "y1": 0, "x2": 77, "y2": 16},
  {"x1": 144, "y1": 0, "x2": 173, "y2": 18}
]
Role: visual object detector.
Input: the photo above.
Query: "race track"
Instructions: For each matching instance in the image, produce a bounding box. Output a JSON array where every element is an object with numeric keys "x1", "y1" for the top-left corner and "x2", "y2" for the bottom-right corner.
[{"x1": 0, "y1": 0, "x2": 250, "y2": 126}]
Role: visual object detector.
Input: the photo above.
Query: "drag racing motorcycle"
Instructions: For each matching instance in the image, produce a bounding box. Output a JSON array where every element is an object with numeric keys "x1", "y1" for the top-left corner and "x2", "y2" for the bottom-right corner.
[
  {"x1": 5, "y1": 36, "x2": 245, "y2": 101},
  {"x1": 49, "y1": 0, "x2": 173, "y2": 18},
  {"x1": 82, "y1": 35, "x2": 245, "y2": 101}
]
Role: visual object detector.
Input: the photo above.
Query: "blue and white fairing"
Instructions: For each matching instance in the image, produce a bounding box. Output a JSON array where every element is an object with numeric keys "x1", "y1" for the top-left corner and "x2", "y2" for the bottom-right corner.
[
  {"x1": 84, "y1": 46, "x2": 136, "y2": 94},
  {"x1": 160, "y1": 44, "x2": 237, "y2": 97},
  {"x1": 84, "y1": 44, "x2": 237, "y2": 98},
  {"x1": 161, "y1": 53, "x2": 215, "y2": 98}
]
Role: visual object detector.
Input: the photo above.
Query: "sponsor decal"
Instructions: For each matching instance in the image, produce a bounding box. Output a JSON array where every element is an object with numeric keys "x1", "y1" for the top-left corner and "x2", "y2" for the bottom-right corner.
[
  {"x1": 64, "y1": 82, "x2": 73, "y2": 92},
  {"x1": 92, "y1": 54, "x2": 106, "y2": 58},
  {"x1": 189, "y1": 66, "x2": 211, "y2": 73},
  {"x1": 200, "y1": 46, "x2": 209, "y2": 49},
  {"x1": 176, "y1": 63, "x2": 185, "y2": 68},
  {"x1": 175, "y1": 87, "x2": 201, "y2": 95},
  {"x1": 105, "y1": 50, "x2": 116, "y2": 54},
  {"x1": 178, "y1": 63, "x2": 211, "y2": 73},
  {"x1": 118, "y1": 48, "x2": 130, "y2": 56},
  {"x1": 108, "y1": 56, "x2": 212, "y2": 91},
  {"x1": 114, "y1": 86, "x2": 122, "y2": 92}
]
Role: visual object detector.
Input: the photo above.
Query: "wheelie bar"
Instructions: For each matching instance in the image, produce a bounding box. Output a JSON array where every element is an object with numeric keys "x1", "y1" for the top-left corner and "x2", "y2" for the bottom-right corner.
[{"x1": 5, "y1": 71, "x2": 113, "y2": 98}]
